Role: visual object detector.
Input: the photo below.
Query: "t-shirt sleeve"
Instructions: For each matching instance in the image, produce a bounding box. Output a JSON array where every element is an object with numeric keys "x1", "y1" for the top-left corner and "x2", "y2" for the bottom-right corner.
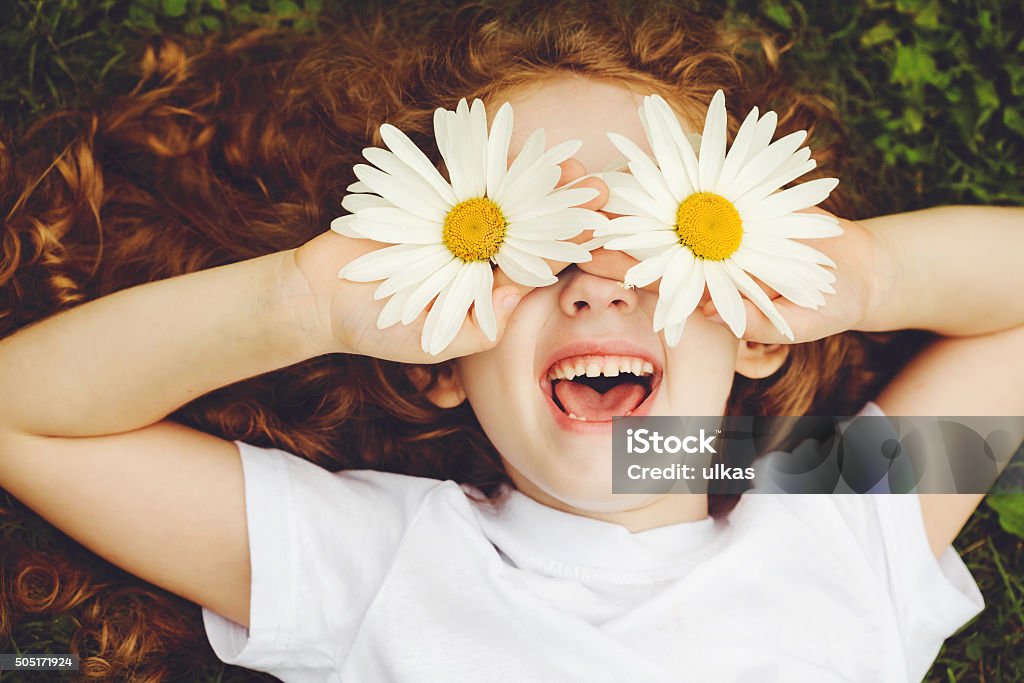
[
  {"x1": 827, "y1": 401, "x2": 985, "y2": 682},
  {"x1": 201, "y1": 440, "x2": 444, "y2": 681}
]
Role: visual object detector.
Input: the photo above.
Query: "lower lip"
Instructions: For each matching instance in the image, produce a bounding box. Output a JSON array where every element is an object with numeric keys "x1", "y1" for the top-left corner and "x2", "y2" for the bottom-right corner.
[{"x1": 539, "y1": 373, "x2": 662, "y2": 434}]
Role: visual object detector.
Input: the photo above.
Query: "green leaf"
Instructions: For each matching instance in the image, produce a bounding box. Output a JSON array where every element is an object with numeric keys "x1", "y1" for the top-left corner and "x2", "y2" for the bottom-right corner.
[
  {"x1": 760, "y1": 0, "x2": 792, "y2": 29},
  {"x1": 861, "y1": 23, "x2": 896, "y2": 48},
  {"x1": 903, "y1": 106, "x2": 924, "y2": 133},
  {"x1": 987, "y1": 494, "x2": 1024, "y2": 539},
  {"x1": 270, "y1": 0, "x2": 301, "y2": 17},
  {"x1": 892, "y1": 43, "x2": 939, "y2": 87},
  {"x1": 1004, "y1": 108, "x2": 1024, "y2": 138},
  {"x1": 200, "y1": 14, "x2": 221, "y2": 31},
  {"x1": 161, "y1": 0, "x2": 188, "y2": 18}
]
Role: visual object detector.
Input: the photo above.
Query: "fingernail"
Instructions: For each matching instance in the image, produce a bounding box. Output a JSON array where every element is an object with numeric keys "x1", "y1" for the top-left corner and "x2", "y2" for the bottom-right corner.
[{"x1": 501, "y1": 294, "x2": 521, "y2": 311}]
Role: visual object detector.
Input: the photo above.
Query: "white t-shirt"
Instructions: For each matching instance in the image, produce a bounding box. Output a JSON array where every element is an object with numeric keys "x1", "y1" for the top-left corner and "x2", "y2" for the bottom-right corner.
[{"x1": 202, "y1": 402, "x2": 984, "y2": 682}]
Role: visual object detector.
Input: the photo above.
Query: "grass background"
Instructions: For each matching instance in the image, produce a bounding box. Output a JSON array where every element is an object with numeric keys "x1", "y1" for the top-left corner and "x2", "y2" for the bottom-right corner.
[{"x1": 0, "y1": 0, "x2": 1022, "y2": 680}]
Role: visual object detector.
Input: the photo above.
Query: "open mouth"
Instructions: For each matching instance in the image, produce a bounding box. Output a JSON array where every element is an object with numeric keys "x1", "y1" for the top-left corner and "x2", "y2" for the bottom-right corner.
[{"x1": 541, "y1": 355, "x2": 661, "y2": 423}]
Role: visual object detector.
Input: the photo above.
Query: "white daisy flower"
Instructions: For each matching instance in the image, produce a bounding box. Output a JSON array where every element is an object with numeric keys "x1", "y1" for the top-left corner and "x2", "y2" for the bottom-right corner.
[
  {"x1": 597, "y1": 90, "x2": 843, "y2": 346},
  {"x1": 331, "y1": 98, "x2": 602, "y2": 356}
]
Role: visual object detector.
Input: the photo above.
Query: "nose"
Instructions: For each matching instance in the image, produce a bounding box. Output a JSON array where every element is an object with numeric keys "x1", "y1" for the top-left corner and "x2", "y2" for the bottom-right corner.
[{"x1": 558, "y1": 265, "x2": 638, "y2": 317}]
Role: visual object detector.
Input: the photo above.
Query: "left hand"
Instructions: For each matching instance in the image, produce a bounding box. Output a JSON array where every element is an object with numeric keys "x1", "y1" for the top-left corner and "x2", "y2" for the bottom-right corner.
[{"x1": 577, "y1": 207, "x2": 881, "y2": 344}]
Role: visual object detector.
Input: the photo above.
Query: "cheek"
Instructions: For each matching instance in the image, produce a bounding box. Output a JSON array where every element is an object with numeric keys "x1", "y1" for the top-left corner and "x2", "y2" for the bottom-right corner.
[{"x1": 660, "y1": 318, "x2": 739, "y2": 415}]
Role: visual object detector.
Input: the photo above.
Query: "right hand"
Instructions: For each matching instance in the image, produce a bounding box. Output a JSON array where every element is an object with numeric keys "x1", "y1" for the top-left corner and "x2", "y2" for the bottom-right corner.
[{"x1": 293, "y1": 159, "x2": 609, "y2": 364}]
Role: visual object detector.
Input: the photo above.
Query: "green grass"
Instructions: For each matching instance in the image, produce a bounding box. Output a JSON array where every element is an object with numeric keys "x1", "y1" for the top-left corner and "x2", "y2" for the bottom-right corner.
[{"x1": 1, "y1": 0, "x2": 1022, "y2": 681}]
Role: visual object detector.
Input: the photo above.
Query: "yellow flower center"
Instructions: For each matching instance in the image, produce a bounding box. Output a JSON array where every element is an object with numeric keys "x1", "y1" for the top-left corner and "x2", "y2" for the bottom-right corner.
[
  {"x1": 674, "y1": 192, "x2": 743, "y2": 260},
  {"x1": 442, "y1": 198, "x2": 507, "y2": 262}
]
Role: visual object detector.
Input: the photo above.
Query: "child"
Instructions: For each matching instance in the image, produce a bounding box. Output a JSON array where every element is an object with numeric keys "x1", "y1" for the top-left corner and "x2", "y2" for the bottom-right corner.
[{"x1": 1, "y1": 3, "x2": 1022, "y2": 681}]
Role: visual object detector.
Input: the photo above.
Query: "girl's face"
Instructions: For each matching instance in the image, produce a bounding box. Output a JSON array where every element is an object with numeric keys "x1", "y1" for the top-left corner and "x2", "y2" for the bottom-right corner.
[{"x1": 439, "y1": 76, "x2": 785, "y2": 522}]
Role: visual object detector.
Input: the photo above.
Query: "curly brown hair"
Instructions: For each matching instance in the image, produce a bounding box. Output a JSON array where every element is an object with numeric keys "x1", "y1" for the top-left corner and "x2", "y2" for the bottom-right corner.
[{"x1": 0, "y1": 1, "x2": 910, "y2": 679}]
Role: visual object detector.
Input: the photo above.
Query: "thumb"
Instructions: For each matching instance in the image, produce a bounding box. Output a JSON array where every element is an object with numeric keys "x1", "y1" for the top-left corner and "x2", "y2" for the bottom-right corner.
[{"x1": 490, "y1": 284, "x2": 525, "y2": 338}]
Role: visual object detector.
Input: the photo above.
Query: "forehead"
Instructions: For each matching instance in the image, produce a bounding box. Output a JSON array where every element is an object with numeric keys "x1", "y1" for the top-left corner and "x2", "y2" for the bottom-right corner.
[{"x1": 496, "y1": 75, "x2": 654, "y2": 173}]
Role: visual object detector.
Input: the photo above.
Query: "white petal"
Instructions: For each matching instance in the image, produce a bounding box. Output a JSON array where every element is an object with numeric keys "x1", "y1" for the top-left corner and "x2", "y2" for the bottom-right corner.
[
  {"x1": 353, "y1": 164, "x2": 447, "y2": 221},
  {"x1": 346, "y1": 181, "x2": 371, "y2": 193},
  {"x1": 654, "y1": 249, "x2": 696, "y2": 331},
  {"x1": 663, "y1": 320, "x2": 687, "y2": 348},
  {"x1": 349, "y1": 207, "x2": 443, "y2": 244},
  {"x1": 441, "y1": 106, "x2": 476, "y2": 201},
  {"x1": 744, "y1": 214, "x2": 844, "y2": 239},
  {"x1": 493, "y1": 138, "x2": 585, "y2": 209},
  {"x1": 485, "y1": 103, "x2": 514, "y2": 199},
  {"x1": 730, "y1": 249, "x2": 827, "y2": 309},
  {"x1": 362, "y1": 147, "x2": 452, "y2": 215},
  {"x1": 339, "y1": 243, "x2": 446, "y2": 282},
  {"x1": 495, "y1": 246, "x2": 558, "y2": 287},
  {"x1": 506, "y1": 187, "x2": 600, "y2": 223},
  {"x1": 721, "y1": 259, "x2": 794, "y2": 341},
  {"x1": 598, "y1": 215, "x2": 666, "y2": 237},
  {"x1": 642, "y1": 96, "x2": 692, "y2": 201},
  {"x1": 424, "y1": 262, "x2": 481, "y2": 355},
  {"x1": 350, "y1": 219, "x2": 441, "y2": 245},
  {"x1": 377, "y1": 285, "x2": 416, "y2": 329},
  {"x1": 577, "y1": 233, "x2": 618, "y2": 251},
  {"x1": 380, "y1": 123, "x2": 458, "y2": 205},
  {"x1": 331, "y1": 214, "x2": 366, "y2": 238},
  {"x1": 648, "y1": 96, "x2": 700, "y2": 192},
  {"x1": 374, "y1": 249, "x2": 456, "y2": 298},
  {"x1": 697, "y1": 90, "x2": 728, "y2": 192},
  {"x1": 723, "y1": 130, "x2": 808, "y2": 201},
  {"x1": 606, "y1": 132, "x2": 678, "y2": 218},
  {"x1": 495, "y1": 165, "x2": 561, "y2": 215},
  {"x1": 433, "y1": 107, "x2": 450, "y2": 167},
  {"x1": 603, "y1": 187, "x2": 672, "y2": 223},
  {"x1": 600, "y1": 171, "x2": 646, "y2": 215},
  {"x1": 604, "y1": 230, "x2": 679, "y2": 251},
  {"x1": 743, "y1": 178, "x2": 840, "y2": 221},
  {"x1": 716, "y1": 106, "x2": 760, "y2": 197},
  {"x1": 401, "y1": 258, "x2": 463, "y2": 325},
  {"x1": 660, "y1": 255, "x2": 706, "y2": 332},
  {"x1": 704, "y1": 260, "x2": 746, "y2": 337},
  {"x1": 534, "y1": 138, "x2": 583, "y2": 167},
  {"x1": 496, "y1": 128, "x2": 546, "y2": 200},
  {"x1": 472, "y1": 262, "x2": 497, "y2": 341},
  {"x1": 503, "y1": 236, "x2": 592, "y2": 263},
  {"x1": 746, "y1": 110, "x2": 778, "y2": 164},
  {"x1": 507, "y1": 208, "x2": 606, "y2": 240},
  {"x1": 620, "y1": 245, "x2": 675, "y2": 262},
  {"x1": 341, "y1": 193, "x2": 392, "y2": 214},
  {"x1": 740, "y1": 232, "x2": 836, "y2": 268},
  {"x1": 735, "y1": 157, "x2": 816, "y2": 210},
  {"x1": 601, "y1": 170, "x2": 645, "y2": 191},
  {"x1": 623, "y1": 247, "x2": 677, "y2": 288}
]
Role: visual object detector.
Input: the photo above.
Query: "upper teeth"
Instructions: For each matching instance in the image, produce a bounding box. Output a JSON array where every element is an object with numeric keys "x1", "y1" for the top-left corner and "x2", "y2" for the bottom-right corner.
[{"x1": 546, "y1": 355, "x2": 655, "y2": 381}]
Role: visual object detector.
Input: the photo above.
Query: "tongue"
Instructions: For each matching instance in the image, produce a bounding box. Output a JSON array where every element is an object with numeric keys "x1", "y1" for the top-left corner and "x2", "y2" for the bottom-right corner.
[{"x1": 553, "y1": 380, "x2": 648, "y2": 421}]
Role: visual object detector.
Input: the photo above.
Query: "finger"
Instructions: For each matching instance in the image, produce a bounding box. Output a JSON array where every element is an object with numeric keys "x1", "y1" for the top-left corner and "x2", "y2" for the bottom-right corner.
[
  {"x1": 491, "y1": 268, "x2": 537, "y2": 300},
  {"x1": 557, "y1": 158, "x2": 586, "y2": 186},
  {"x1": 576, "y1": 248, "x2": 658, "y2": 295},
  {"x1": 445, "y1": 283, "x2": 524, "y2": 357},
  {"x1": 703, "y1": 297, "x2": 828, "y2": 344},
  {"x1": 555, "y1": 160, "x2": 610, "y2": 210}
]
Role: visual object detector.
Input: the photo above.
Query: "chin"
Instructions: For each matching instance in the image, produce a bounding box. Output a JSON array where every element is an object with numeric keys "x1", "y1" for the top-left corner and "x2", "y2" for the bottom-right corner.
[{"x1": 537, "y1": 474, "x2": 664, "y2": 515}]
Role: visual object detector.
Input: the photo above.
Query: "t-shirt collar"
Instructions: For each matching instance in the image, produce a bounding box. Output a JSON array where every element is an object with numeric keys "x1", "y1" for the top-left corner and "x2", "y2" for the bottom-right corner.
[{"x1": 466, "y1": 484, "x2": 726, "y2": 583}]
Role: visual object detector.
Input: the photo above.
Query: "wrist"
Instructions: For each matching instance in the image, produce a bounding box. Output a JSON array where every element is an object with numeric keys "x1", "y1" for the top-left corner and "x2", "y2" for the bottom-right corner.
[
  {"x1": 262, "y1": 249, "x2": 342, "y2": 359},
  {"x1": 854, "y1": 216, "x2": 911, "y2": 333}
]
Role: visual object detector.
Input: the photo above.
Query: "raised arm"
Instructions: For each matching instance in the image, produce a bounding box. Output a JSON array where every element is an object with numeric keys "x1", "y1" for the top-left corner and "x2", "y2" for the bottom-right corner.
[
  {"x1": 0, "y1": 249, "x2": 331, "y2": 627},
  {"x1": 858, "y1": 206, "x2": 1024, "y2": 557},
  {"x1": 0, "y1": 159, "x2": 605, "y2": 628}
]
